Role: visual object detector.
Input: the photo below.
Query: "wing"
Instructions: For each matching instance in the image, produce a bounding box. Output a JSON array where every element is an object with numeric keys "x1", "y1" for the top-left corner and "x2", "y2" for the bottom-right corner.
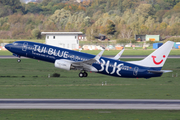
[{"x1": 71, "y1": 49, "x2": 105, "y2": 72}]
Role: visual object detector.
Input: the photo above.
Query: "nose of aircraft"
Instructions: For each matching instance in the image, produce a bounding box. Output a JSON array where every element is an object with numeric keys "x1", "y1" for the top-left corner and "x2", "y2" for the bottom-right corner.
[{"x1": 5, "y1": 43, "x2": 12, "y2": 50}]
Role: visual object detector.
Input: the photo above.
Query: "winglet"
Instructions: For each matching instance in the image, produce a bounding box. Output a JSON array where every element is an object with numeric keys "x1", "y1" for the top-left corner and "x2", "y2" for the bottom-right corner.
[
  {"x1": 94, "y1": 49, "x2": 105, "y2": 63},
  {"x1": 112, "y1": 48, "x2": 124, "y2": 60}
]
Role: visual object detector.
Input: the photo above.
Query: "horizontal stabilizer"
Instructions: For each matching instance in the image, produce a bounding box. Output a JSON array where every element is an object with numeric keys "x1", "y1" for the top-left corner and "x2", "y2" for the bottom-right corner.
[{"x1": 148, "y1": 70, "x2": 172, "y2": 74}]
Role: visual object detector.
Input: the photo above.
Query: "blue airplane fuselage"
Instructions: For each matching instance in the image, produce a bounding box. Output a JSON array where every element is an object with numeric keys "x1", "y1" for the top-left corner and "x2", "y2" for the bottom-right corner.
[{"x1": 5, "y1": 41, "x2": 162, "y2": 78}]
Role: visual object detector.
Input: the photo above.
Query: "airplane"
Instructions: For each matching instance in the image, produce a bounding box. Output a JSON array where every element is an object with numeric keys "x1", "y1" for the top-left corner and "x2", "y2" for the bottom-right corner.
[{"x1": 5, "y1": 41, "x2": 174, "y2": 78}]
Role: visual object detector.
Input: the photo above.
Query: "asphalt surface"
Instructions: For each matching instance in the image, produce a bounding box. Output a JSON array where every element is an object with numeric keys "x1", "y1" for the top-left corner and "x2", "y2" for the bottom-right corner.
[
  {"x1": 1, "y1": 99, "x2": 180, "y2": 110},
  {"x1": 0, "y1": 55, "x2": 180, "y2": 59}
]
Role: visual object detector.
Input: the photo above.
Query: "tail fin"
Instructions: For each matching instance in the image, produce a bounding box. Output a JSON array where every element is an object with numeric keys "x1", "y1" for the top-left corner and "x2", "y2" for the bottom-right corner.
[{"x1": 128, "y1": 41, "x2": 174, "y2": 67}]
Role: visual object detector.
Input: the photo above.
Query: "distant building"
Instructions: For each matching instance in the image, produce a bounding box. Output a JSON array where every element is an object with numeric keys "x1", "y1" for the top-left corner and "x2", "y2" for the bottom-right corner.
[
  {"x1": 76, "y1": 0, "x2": 92, "y2": 3},
  {"x1": 78, "y1": 34, "x2": 87, "y2": 41},
  {"x1": 76, "y1": 0, "x2": 83, "y2": 3},
  {"x1": 135, "y1": 35, "x2": 146, "y2": 42},
  {"x1": 41, "y1": 32, "x2": 83, "y2": 50},
  {"x1": 146, "y1": 35, "x2": 160, "y2": 41},
  {"x1": 25, "y1": 0, "x2": 39, "y2": 4},
  {"x1": 135, "y1": 35, "x2": 160, "y2": 41},
  {"x1": 95, "y1": 34, "x2": 109, "y2": 41}
]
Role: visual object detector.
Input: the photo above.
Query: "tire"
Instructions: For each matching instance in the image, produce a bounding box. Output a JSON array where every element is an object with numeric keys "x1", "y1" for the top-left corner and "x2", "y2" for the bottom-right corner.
[
  {"x1": 79, "y1": 72, "x2": 84, "y2": 78},
  {"x1": 17, "y1": 59, "x2": 21, "y2": 63},
  {"x1": 83, "y1": 72, "x2": 88, "y2": 77}
]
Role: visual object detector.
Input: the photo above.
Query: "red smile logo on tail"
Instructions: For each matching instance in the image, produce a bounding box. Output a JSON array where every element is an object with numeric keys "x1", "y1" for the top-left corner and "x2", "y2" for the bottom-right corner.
[{"x1": 152, "y1": 55, "x2": 166, "y2": 65}]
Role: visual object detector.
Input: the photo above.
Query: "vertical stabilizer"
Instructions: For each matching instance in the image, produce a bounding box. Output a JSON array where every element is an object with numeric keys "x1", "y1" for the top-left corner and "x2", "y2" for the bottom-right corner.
[{"x1": 128, "y1": 41, "x2": 174, "y2": 67}]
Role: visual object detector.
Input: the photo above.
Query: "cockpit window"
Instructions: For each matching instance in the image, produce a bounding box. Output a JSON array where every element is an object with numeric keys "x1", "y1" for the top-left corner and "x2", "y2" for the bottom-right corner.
[{"x1": 13, "y1": 42, "x2": 18, "y2": 45}]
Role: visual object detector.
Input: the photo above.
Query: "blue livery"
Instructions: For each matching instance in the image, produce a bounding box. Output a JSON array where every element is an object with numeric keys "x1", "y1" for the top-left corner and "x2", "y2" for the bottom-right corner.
[{"x1": 5, "y1": 41, "x2": 174, "y2": 78}]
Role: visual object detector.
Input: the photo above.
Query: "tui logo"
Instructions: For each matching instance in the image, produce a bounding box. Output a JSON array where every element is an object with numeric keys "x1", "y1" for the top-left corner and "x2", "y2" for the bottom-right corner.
[{"x1": 152, "y1": 55, "x2": 166, "y2": 65}]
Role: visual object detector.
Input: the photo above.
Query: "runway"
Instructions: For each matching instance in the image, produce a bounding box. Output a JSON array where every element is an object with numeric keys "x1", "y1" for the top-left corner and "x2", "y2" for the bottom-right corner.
[
  {"x1": 1, "y1": 99, "x2": 180, "y2": 110},
  {"x1": 0, "y1": 55, "x2": 180, "y2": 59}
]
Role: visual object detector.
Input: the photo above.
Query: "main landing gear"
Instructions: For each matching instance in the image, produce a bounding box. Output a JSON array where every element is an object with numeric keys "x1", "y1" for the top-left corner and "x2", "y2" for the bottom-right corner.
[{"x1": 79, "y1": 71, "x2": 88, "y2": 78}]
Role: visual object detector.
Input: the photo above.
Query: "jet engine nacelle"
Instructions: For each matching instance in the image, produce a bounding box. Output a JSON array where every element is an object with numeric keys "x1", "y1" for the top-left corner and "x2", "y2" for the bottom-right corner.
[{"x1": 54, "y1": 59, "x2": 72, "y2": 71}]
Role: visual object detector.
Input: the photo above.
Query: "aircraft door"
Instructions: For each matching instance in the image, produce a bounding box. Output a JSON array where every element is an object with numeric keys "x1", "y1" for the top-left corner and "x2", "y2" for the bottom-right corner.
[
  {"x1": 133, "y1": 67, "x2": 139, "y2": 76},
  {"x1": 22, "y1": 42, "x2": 28, "y2": 51}
]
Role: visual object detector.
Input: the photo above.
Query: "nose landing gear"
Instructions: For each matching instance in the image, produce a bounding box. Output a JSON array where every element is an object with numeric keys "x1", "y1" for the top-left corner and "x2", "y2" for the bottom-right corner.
[
  {"x1": 17, "y1": 59, "x2": 21, "y2": 63},
  {"x1": 17, "y1": 56, "x2": 21, "y2": 63},
  {"x1": 79, "y1": 71, "x2": 88, "y2": 78}
]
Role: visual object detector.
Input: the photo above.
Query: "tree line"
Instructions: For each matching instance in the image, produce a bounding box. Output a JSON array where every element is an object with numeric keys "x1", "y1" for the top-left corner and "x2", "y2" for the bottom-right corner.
[{"x1": 0, "y1": 0, "x2": 180, "y2": 42}]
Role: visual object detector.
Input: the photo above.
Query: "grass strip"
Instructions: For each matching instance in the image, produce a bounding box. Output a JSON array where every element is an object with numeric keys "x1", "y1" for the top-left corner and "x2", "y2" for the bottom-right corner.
[
  {"x1": 0, "y1": 59, "x2": 179, "y2": 99},
  {"x1": 0, "y1": 109, "x2": 180, "y2": 120},
  {"x1": 1, "y1": 49, "x2": 180, "y2": 56}
]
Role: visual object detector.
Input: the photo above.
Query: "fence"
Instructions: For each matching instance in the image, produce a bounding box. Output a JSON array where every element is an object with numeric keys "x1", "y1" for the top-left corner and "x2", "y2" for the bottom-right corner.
[{"x1": 79, "y1": 43, "x2": 152, "y2": 50}]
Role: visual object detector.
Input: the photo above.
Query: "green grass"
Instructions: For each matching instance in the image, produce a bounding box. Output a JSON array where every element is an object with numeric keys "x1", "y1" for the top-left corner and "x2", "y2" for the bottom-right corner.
[
  {"x1": 0, "y1": 39, "x2": 45, "y2": 43},
  {"x1": 0, "y1": 59, "x2": 180, "y2": 99},
  {"x1": 1, "y1": 49, "x2": 180, "y2": 56},
  {"x1": 0, "y1": 51, "x2": 12, "y2": 55},
  {"x1": 0, "y1": 109, "x2": 180, "y2": 120},
  {"x1": 81, "y1": 49, "x2": 180, "y2": 55}
]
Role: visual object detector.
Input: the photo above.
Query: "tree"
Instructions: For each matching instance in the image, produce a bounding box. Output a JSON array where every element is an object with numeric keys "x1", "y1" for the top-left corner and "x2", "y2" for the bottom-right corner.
[
  {"x1": 43, "y1": 21, "x2": 58, "y2": 31},
  {"x1": 164, "y1": 0, "x2": 180, "y2": 8},
  {"x1": 106, "y1": 20, "x2": 116, "y2": 35},
  {"x1": 0, "y1": 0, "x2": 24, "y2": 13},
  {"x1": 66, "y1": 11, "x2": 86, "y2": 30},
  {"x1": 122, "y1": 0, "x2": 138, "y2": 10},
  {"x1": 49, "y1": 9, "x2": 71, "y2": 23},
  {"x1": 155, "y1": 10, "x2": 167, "y2": 23},
  {"x1": 118, "y1": 0, "x2": 123, "y2": 13},
  {"x1": 0, "y1": 4, "x2": 12, "y2": 17},
  {"x1": 26, "y1": 3, "x2": 42, "y2": 14},
  {"x1": 160, "y1": 22, "x2": 168, "y2": 30},
  {"x1": 173, "y1": 2, "x2": 180, "y2": 10},
  {"x1": 1, "y1": 23, "x2": 10, "y2": 30},
  {"x1": 31, "y1": 29, "x2": 41, "y2": 39},
  {"x1": 49, "y1": 9, "x2": 71, "y2": 29},
  {"x1": 145, "y1": 16, "x2": 155, "y2": 28},
  {"x1": 83, "y1": 16, "x2": 91, "y2": 27},
  {"x1": 135, "y1": 4, "x2": 155, "y2": 18},
  {"x1": 105, "y1": 0, "x2": 110, "y2": 12},
  {"x1": 41, "y1": 0, "x2": 52, "y2": 6},
  {"x1": 8, "y1": 14, "x2": 22, "y2": 25}
]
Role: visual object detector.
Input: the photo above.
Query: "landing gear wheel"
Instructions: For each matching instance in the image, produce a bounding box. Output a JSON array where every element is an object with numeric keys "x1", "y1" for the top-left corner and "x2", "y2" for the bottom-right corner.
[
  {"x1": 83, "y1": 72, "x2": 88, "y2": 77},
  {"x1": 79, "y1": 71, "x2": 88, "y2": 78},
  {"x1": 17, "y1": 59, "x2": 21, "y2": 63},
  {"x1": 79, "y1": 72, "x2": 84, "y2": 78}
]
